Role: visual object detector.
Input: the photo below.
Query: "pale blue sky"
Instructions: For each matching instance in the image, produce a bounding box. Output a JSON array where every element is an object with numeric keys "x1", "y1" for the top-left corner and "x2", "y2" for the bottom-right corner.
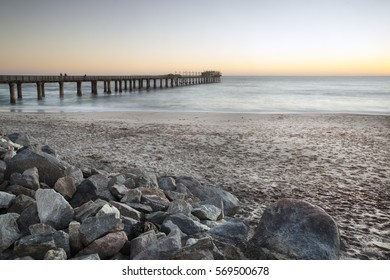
[{"x1": 1, "y1": 0, "x2": 389, "y2": 75}]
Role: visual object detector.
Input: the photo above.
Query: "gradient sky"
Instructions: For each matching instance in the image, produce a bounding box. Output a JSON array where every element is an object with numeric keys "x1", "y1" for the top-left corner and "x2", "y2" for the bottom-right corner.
[{"x1": 1, "y1": 0, "x2": 389, "y2": 75}]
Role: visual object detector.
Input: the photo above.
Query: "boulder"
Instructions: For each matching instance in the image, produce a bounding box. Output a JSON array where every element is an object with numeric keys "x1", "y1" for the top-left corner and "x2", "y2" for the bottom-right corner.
[
  {"x1": 109, "y1": 201, "x2": 142, "y2": 221},
  {"x1": 145, "y1": 211, "x2": 169, "y2": 225},
  {"x1": 130, "y1": 231, "x2": 158, "y2": 259},
  {"x1": 192, "y1": 204, "x2": 222, "y2": 221},
  {"x1": 16, "y1": 203, "x2": 40, "y2": 235},
  {"x1": 79, "y1": 213, "x2": 123, "y2": 246},
  {"x1": 13, "y1": 233, "x2": 57, "y2": 259},
  {"x1": 6, "y1": 184, "x2": 35, "y2": 199},
  {"x1": 133, "y1": 229, "x2": 181, "y2": 260},
  {"x1": 181, "y1": 182, "x2": 239, "y2": 216},
  {"x1": 74, "y1": 199, "x2": 107, "y2": 222},
  {"x1": 68, "y1": 221, "x2": 83, "y2": 255},
  {"x1": 0, "y1": 213, "x2": 21, "y2": 253},
  {"x1": 0, "y1": 191, "x2": 16, "y2": 209},
  {"x1": 78, "y1": 231, "x2": 127, "y2": 259},
  {"x1": 164, "y1": 213, "x2": 208, "y2": 235},
  {"x1": 208, "y1": 218, "x2": 249, "y2": 246},
  {"x1": 54, "y1": 176, "x2": 77, "y2": 200},
  {"x1": 44, "y1": 248, "x2": 67, "y2": 260},
  {"x1": 141, "y1": 195, "x2": 170, "y2": 212},
  {"x1": 96, "y1": 204, "x2": 120, "y2": 219},
  {"x1": 7, "y1": 132, "x2": 31, "y2": 147},
  {"x1": 246, "y1": 198, "x2": 340, "y2": 260},
  {"x1": 110, "y1": 184, "x2": 129, "y2": 200},
  {"x1": 4, "y1": 149, "x2": 67, "y2": 187},
  {"x1": 158, "y1": 176, "x2": 176, "y2": 191},
  {"x1": 0, "y1": 160, "x2": 6, "y2": 183},
  {"x1": 10, "y1": 167, "x2": 40, "y2": 190},
  {"x1": 172, "y1": 236, "x2": 216, "y2": 260},
  {"x1": 35, "y1": 189, "x2": 74, "y2": 230},
  {"x1": 7, "y1": 194, "x2": 35, "y2": 214},
  {"x1": 120, "y1": 188, "x2": 142, "y2": 204},
  {"x1": 167, "y1": 199, "x2": 192, "y2": 216}
]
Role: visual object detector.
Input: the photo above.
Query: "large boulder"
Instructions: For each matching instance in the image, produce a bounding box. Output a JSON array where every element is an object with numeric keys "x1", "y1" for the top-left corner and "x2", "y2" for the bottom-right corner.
[
  {"x1": 10, "y1": 167, "x2": 40, "y2": 190},
  {"x1": 164, "y1": 213, "x2": 208, "y2": 235},
  {"x1": 246, "y1": 198, "x2": 340, "y2": 260},
  {"x1": 177, "y1": 177, "x2": 239, "y2": 216},
  {"x1": 79, "y1": 231, "x2": 127, "y2": 259},
  {"x1": 0, "y1": 213, "x2": 21, "y2": 253},
  {"x1": 35, "y1": 189, "x2": 74, "y2": 230},
  {"x1": 4, "y1": 149, "x2": 67, "y2": 187}
]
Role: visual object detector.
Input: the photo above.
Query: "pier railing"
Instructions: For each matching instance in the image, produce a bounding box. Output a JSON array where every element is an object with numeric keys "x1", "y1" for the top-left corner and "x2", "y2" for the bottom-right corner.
[{"x1": 0, "y1": 71, "x2": 221, "y2": 104}]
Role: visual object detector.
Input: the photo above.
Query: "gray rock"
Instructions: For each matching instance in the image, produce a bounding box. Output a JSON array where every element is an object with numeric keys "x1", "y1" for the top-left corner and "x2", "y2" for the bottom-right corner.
[
  {"x1": 208, "y1": 218, "x2": 249, "y2": 246},
  {"x1": 74, "y1": 199, "x2": 107, "y2": 222},
  {"x1": 10, "y1": 167, "x2": 40, "y2": 190},
  {"x1": 64, "y1": 167, "x2": 84, "y2": 186},
  {"x1": 110, "y1": 184, "x2": 129, "y2": 200},
  {"x1": 36, "y1": 189, "x2": 74, "y2": 230},
  {"x1": 108, "y1": 174, "x2": 126, "y2": 188},
  {"x1": 6, "y1": 184, "x2": 35, "y2": 199},
  {"x1": 167, "y1": 199, "x2": 192, "y2": 216},
  {"x1": 79, "y1": 213, "x2": 123, "y2": 246},
  {"x1": 78, "y1": 231, "x2": 127, "y2": 259},
  {"x1": 164, "y1": 190, "x2": 186, "y2": 201},
  {"x1": 0, "y1": 213, "x2": 21, "y2": 253},
  {"x1": 4, "y1": 149, "x2": 67, "y2": 187},
  {"x1": 192, "y1": 204, "x2": 222, "y2": 221},
  {"x1": 54, "y1": 176, "x2": 76, "y2": 200},
  {"x1": 135, "y1": 171, "x2": 159, "y2": 189},
  {"x1": 125, "y1": 203, "x2": 153, "y2": 214},
  {"x1": 120, "y1": 188, "x2": 142, "y2": 204},
  {"x1": 130, "y1": 231, "x2": 158, "y2": 259},
  {"x1": 96, "y1": 204, "x2": 120, "y2": 219},
  {"x1": 44, "y1": 248, "x2": 67, "y2": 260},
  {"x1": 70, "y1": 174, "x2": 114, "y2": 208},
  {"x1": 161, "y1": 220, "x2": 185, "y2": 237},
  {"x1": 145, "y1": 211, "x2": 169, "y2": 225},
  {"x1": 68, "y1": 221, "x2": 83, "y2": 255},
  {"x1": 0, "y1": 191, "x2": 15, "y2": 209},
  {"x1": 29, "y1": 223, "x2": 56, "y2": 235},
  {"x1": 13, "y1": 233, "x2": 57, "y2": 259},
  {"x1": 164, "y1": 213, "x2": 208, "y2": 235},
  {"x1": 0, "y1": 160, "x2": 6, "y2": 183},
  {"x1": 172, "y1": 236, "x2": 216, "y2": 260},
  {"x1": 246, "y1": 198, "x2": 340, "y2": 260},
  {"x1": 16, "y1": 203, "x2": 40, "y2": 235},
  {"x1": 110, "y1": 201, "x2": 142, "y2": 221},
  {"x1": 7, "y1": 132, "x2": 31, "y2": 147},
  {"x1": 71, "y1": 253, "x2": 100, "y2": 260},
  {"x1": 141, "y1": 195, "x2": 170, "y2": 212},
  {"x1": 133, "y1": 229, "x2": 181, "y2": 260},
  {"x1": 7, "y1": 194, "x2": 35, "y2": 214},
  {"x1": 158, "y1": 176, "x2": 176, "y2": 191}
]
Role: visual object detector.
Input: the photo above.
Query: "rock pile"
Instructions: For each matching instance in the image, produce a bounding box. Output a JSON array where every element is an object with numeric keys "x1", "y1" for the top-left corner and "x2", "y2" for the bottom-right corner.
[{"x1": 0, "y1": 132, "x2": 340, "y2": 260}]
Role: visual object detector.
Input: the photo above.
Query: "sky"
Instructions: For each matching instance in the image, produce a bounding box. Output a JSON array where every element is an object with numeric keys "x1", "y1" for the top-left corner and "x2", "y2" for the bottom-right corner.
[{"x1": 0, "y1": 0, "x2": 389, "y2": 75}]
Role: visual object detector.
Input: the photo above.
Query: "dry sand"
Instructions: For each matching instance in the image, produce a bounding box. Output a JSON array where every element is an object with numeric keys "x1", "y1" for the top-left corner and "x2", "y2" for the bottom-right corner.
[{"x1": 1, "y1": 111, "x2": 389, "y2": 259}]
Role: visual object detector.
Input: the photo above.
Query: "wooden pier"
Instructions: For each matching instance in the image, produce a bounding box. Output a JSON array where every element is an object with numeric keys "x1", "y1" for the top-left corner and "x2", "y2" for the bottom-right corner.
[{"x1": 0, "y1": 71, "x2": 221, "y2": 104}]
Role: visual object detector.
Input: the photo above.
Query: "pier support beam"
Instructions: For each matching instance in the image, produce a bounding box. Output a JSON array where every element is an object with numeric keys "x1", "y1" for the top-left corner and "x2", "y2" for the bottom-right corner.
[
  {"x1": 124, "y1": 80, "x2": 128, "y2": 91},
  {"x1": 115, "y1": 81, "x2": 118, "y2": 92},
  {"x1": 59, "y1": 82, "x2": 64, "y2": 98},
  {"x1": 37, "y1": 82, "x2": 43, "y2": 100},
  {"x1": 104, "y1": 81, "x2": 107, "y2": 93},
  {"x1": 77, "y1": 81, "x2": 82, "y2": 96},
  {"x1": 9, "y1": 82, "x2": 16, "y2": 104},
  {"x1": 91, "y1": 81, "x2": 98, "y2": 94},
  {"x1": 129, "y1": 80, "x2": 133, "y2": 91},
  {"x1": 119, "y1": 80, "x2": 122, "y2": 92},
  {"x1": 146, "y1": 79, "x2": 150, "y2": 89},
  {"x1": 17, "y1": 82, "x2": 22, "y2": 99},
  {"x1": 107, "y1": 81, "x2": 111, "y2": 94},
  {"x1": 41, "y1": 83, "x2": 45, "y2": 97}
]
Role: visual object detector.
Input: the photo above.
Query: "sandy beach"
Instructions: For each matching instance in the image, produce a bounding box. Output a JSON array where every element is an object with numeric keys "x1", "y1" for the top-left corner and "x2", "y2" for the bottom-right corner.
[{"x1": 1, "y1": 111, "x2": 389, "y2": 259}]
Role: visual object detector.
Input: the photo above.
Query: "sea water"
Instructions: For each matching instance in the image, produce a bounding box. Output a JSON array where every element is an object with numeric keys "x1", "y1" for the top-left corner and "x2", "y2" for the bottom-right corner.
[{"x1": 0, "y1": 76, "x2": 389, "y2": 114}]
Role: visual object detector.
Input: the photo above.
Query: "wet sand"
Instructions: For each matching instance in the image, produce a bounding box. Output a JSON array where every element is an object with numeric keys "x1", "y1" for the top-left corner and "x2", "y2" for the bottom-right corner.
[{"x1": 1, "y1": 111, "x2": 389, "y2": 259}]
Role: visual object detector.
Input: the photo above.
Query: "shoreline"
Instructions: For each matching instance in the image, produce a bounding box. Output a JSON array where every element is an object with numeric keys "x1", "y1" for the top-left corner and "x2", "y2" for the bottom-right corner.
[{"x1": 1, "y1": 111, "x2": 389, "y2": 259}]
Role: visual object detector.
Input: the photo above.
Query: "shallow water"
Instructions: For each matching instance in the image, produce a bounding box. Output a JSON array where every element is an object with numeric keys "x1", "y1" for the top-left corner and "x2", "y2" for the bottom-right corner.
[{"x1": 0, "y1": 76, "x2": 389, "y2": 114}]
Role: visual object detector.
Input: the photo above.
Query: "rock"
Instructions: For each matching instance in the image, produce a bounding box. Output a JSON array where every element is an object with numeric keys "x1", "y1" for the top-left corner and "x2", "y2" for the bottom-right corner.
[
  {"x1": 246, "y1": 198, "x2": 340, "y2": 260},
  {"x1": 96, "y1": 204, "x2": 120, "y2": 219},
  {"x1": 6, "y1": 184, "x2": 35, "y2": 199},
  {"x1": 110, "y1": 184, "x2": 129, "y2": 200},
  {"x1": 164, "y1": 190, "x2": 186, "y2": 201},
  {"x1": 79, "y1": 213, "x2": 123, "y2": 246},
  {"x1": 78, "y1": 231, "x2": 127, "y2": 259},
  {"x1": 4, "y1": 149, "x2": 67, "y2": 187},
  {"x1": 208, "y1": 218, "x2": 249, "y2": 247},
  {"x1": 70, "y1": 174, "x2": 114, "y2": 208},
  {"x1": 54, "y1": 176, "x2": 76, "y2": 200},
  {"x1": 133, "y1": 229, "x2": 181, "y2": 260},
  {"x1": 125, "y1": 203, "x2": 153, "y2": 214},
  {"x1": 13, "y1": 233, "x2": 57, "y2": 259},
  {"x1": 0, "y1": 160, "x2": 6, "y2": 183},
  {"x1": 16, "y1": 203, "x2": 40, "y2": 235},
  {"x1": 10, "y1": 167, "x2": 40, "y2": 190},
  {"x1": 64, "y1": 167, "x2": 84, "y2": 186},
  {"x1": 0, "y1": 213, "x2": 21, "y2": 253},
  {"x1": 161, "y1": 220, "x2": 185, "y2": 237},
  {"x1": 158, "y1": 176, "x2": 176, "y2": 191},
  {"x1": 120, "y1": 188, "x2": 142, "y2": 204},
  {"x1": 68, "y1": 221, "x2": 83, "y2": 255},
  {"x1": 141, "y1": 195, "x2": 170, "y2": 212},
  {"x1": 185, "y1": 183, "x2": 239, "y2": 216},
  {"x1": 35, "y1": 189, "x2": 74, "y2": 230},
  {"x1": 130, "y1": 231, "x2": 158, "y2": 259},
  {"x1": 172, "y1": 236, "x2": 216, "y2": 260},
  {"x1": 7, "y1": 194, "x2": 35, "y2": 214},
  {"x1": 145, "y1": 211, "x2": 169, "y2": 225},
  {"x1": 192, "y1": 204, "x2": 222, "y2": 221},
  {"x1": 29, "y1": 223, "x2": 56, "y2": 235},
  {"x1": 109, "y1": 201, "x2": 142, "y2": 221},
  {"x1": 7, "y1": 132, "x2": 31, "y2": 147},
  {"x1": 167, "y1": 199, "x2": 192, "y2": 216},
  {"x1": 71, "y1": 253, "x2": 100, "y2": 260},
  {"x1": 74, "y1": 199, "x2": 107, "y2": 222},
  {"x1": 108, "y1": 174, "x2": 126, "y2": 188},
  {"x1": 164, "y1": 213, "x2": 208, "y2": 235},
  {"x1": 44, "y1": 248, "x2": 67, "y2": 260},
  {"x1": 134, "y1": 170, "x2": 158, "y2": 189},
  {"x1": 0, "y1": 191, "x2": 16, "y2": 209}
]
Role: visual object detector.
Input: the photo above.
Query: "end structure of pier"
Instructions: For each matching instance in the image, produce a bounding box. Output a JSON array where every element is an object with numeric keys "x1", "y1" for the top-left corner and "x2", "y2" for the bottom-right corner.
[{"x1": 0, "y1": 71, "x2": 221, "y2": 104}]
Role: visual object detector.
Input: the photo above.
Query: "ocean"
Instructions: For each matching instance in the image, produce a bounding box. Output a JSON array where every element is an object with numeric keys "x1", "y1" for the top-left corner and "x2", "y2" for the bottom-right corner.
[{"x1": 0, "y1": 76, "x2": 389, "y2": 114}]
